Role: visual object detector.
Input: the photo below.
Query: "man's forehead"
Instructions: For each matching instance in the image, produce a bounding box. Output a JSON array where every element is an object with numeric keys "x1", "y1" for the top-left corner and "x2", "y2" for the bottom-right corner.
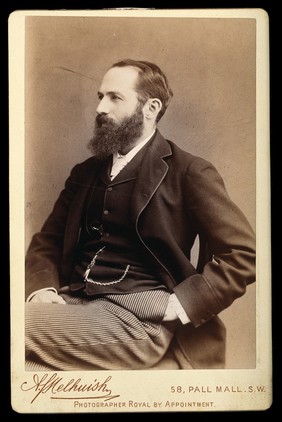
[{"x1": 99, "y1": 66, "x2": 139, "y2": 93}]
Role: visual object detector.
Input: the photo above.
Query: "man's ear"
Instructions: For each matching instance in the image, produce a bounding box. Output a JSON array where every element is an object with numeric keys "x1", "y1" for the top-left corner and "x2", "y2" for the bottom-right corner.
[{"x1": 144, "y1": 98, "x2": 162, "y2": 120}]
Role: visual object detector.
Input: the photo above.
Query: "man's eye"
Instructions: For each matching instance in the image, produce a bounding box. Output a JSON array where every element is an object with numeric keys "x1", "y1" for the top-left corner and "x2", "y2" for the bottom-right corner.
[{"x1": 111, "y1": 95, "x2": 122, "y2": 101}]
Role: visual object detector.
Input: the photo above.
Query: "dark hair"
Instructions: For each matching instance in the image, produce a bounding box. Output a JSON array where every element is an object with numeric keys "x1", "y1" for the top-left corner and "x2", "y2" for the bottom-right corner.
[{"x1": 110, "y1": 59, "x2": 173, "y2": 122}]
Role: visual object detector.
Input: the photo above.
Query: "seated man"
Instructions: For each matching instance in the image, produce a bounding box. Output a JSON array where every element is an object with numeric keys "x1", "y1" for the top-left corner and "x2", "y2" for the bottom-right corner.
[{"x1": 25, "y1": 59, "x2": 256, "y2": 371}]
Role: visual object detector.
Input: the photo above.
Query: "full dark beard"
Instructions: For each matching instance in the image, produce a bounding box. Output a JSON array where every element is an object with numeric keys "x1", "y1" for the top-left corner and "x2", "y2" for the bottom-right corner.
[{"x1": 88, "y1": 104, "x2": 144, "y2": 160}]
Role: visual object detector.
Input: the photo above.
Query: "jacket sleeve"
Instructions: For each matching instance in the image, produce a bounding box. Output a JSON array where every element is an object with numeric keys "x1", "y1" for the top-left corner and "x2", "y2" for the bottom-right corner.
[
  {"x1": 25, "y1": 163, "x2": 83, "y2": 299},
  {"x1": 173, "y1": 157, "x2": 256, "y2": 327}
]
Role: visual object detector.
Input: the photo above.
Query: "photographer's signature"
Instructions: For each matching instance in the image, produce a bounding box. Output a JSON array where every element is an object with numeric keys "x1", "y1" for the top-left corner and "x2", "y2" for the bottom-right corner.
[{"x1": 21, "y1": 373, "x2": 120, "y2": 404}]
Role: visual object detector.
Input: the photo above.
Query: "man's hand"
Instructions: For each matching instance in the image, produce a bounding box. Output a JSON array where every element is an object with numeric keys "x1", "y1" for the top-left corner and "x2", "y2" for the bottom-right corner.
[{"x1": 29, "y1": 290, "x2": 66, "y2": 304}]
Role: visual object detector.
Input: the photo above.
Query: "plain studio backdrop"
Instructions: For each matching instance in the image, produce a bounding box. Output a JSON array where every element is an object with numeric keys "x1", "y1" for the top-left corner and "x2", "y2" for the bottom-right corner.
[{"x1": 25, "y1": 15, "x2": 256, "y2": 369}]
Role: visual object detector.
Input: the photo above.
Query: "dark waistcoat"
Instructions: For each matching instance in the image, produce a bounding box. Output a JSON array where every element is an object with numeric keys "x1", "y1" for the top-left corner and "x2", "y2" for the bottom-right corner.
[{"x1": 70, "y1": 141, "x2": 166, "y2": 296}]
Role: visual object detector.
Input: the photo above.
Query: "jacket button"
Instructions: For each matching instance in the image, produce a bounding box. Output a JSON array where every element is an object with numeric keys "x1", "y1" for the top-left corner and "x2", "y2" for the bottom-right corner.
[{"x1": 103, "y1": 210, "x2": 109, "y2": 215}]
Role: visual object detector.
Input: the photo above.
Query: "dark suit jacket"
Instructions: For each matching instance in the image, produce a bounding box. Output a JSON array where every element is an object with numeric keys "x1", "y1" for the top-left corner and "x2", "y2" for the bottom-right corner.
[{"x1": 25, "y1": 130, "x2": 256, "y2": 369}]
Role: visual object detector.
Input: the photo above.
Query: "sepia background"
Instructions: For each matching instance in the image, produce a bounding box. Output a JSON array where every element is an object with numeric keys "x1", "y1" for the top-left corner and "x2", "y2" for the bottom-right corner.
[{"x1": 25, "y1": 16, "x2": 256, "y2": 369}]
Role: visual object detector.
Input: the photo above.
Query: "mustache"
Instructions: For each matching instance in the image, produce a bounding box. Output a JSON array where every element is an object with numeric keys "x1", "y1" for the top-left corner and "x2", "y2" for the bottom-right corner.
[{"x1": 95, "y1": 114, "x2": 115, "y2": 128}]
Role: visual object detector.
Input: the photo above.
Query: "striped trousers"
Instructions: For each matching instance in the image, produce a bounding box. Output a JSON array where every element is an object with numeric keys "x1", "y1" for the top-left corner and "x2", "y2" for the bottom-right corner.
[{"x1": 25, "y1": 289, "x2": 178, "y2": 371}]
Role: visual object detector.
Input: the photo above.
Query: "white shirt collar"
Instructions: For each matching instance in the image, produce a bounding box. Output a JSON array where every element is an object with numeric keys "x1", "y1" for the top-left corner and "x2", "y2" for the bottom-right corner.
[{"x1": 112, "y1": 130, "x2": 156, "y2": 165}]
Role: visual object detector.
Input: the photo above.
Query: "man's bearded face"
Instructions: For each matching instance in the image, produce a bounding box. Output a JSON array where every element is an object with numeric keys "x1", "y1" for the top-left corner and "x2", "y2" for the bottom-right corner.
[{"x1": 88, "y1": 103, "x2": 144, "y2": 160}]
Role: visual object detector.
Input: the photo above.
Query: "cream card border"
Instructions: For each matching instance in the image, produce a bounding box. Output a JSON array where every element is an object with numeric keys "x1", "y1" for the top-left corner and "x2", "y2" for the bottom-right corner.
[{"x1": 9, "y1": 8, "x2": 272, "y2": 413}]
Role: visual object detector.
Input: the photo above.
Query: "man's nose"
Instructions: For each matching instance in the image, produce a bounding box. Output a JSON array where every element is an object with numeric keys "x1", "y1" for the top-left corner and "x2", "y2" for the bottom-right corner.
[{"x1": 96, "y1": 97, "x2": 110, "y2": 115}]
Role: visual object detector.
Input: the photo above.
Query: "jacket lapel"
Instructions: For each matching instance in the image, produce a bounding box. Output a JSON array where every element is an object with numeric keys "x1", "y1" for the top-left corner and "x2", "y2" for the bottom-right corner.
[
  {"x1": 63, "y1": 133, "x2": 172, "y2": 277},
  {"x1": 130, "y1": 130, "x2": 172, "y2": 224}
]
